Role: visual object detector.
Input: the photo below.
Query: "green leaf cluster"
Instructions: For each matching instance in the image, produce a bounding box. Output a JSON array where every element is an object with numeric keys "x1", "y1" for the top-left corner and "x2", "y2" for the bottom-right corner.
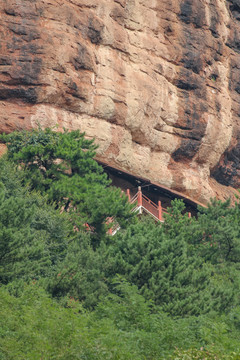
[
  {"x1": 0, "y1": 160, "x2": 71, "y2": 286},
  {"x1": 0, "y1": 128, "x2": 133, "y2": 243},
  {"x1": 1, "y1": 283, "x2": 240, "y2": 360},
  {"x1": 1, "y1": 128, "x2": 240, "y2": 359}
]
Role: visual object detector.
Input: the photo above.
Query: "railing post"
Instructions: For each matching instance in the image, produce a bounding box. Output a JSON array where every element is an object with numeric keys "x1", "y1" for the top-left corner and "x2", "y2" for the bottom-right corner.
[
  {"x1": 126, "y1": 188, "x2": 131, "y2": 202},
  {"x1": 138, "y1": 186, "x2": 142, "y2": 207},
  {"x1": 158, "y1": 201, "x2": 162, "y2": 221}
]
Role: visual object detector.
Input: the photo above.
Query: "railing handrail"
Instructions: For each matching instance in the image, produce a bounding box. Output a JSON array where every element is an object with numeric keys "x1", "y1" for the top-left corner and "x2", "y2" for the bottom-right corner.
[
  {"x1": 130, "y1": 193, "x2": 138, "y2": 204},
  {"x1": 142, "y1": 195, "x2": 168, "y2": 212},
  {"x1": 142, "y1": 193, "x2": 158, "y2": 209},
  {"x1": 130, "y1": 190, "x2": 168, "y2": 213},
  {"x1": 139, "y1": 205, "x2": 163, "y2": 222},
  {"x1": 107, "y1": 187, "x2": 191, "y2": 235}
]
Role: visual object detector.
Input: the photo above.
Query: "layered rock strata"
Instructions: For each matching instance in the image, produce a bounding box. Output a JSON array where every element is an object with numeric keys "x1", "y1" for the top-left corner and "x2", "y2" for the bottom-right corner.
[{"x1": 1, "y1": 0, "x2": 240, "y2": 203}]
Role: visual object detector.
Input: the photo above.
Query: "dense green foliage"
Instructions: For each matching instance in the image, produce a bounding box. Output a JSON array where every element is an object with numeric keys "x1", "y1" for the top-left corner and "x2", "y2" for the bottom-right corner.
[
  {"x1": 103, "y1": 200, "x2": 240, "y2": 316},
  {"x1": 0, "y1": 160, "x2": 72, "y2": 286},
  {"x1": 0, "y1": 128, "x2": 133, "y2": 243},
  {"x1": 1, "y1": 128, "x2": 240, "y2": 359},
  {"x1": 1, "y1": 283, "x2": 240, "y2": 360}
]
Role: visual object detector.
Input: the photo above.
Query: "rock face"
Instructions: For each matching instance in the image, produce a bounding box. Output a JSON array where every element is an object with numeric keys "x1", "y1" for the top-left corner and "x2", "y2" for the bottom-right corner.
[{"x1": 1, "y1": 0, "x2": 240, "y2": 204}]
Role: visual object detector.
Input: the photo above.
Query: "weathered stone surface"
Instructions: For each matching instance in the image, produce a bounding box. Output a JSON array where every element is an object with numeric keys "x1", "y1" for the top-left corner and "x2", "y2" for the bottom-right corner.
[{"x1": 1, "y1": 0, "x2": 240, "y2": 204}]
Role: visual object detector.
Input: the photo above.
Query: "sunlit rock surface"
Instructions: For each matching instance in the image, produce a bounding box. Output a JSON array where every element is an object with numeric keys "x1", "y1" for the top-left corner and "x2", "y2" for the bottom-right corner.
[{"x1": 1, "y1": 0, "x2": 240, "y2": 203}]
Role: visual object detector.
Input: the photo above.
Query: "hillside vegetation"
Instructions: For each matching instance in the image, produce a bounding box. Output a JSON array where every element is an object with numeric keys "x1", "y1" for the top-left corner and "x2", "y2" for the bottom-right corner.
[{"x1": 0, "y1": 128, "x2": 240, "y2": 360}]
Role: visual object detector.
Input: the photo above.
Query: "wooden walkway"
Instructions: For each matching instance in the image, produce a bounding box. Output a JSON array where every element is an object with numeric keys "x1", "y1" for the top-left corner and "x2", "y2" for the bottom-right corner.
[
  {"x1": 127, "y1": 186, "x2": 191, "y2": 222},
  {"x1": 127, "y1": 186, "x2": 167, "y2": 222},
  {"x1": 108, "y1": 187, "x2": 192, "y2": 235}
]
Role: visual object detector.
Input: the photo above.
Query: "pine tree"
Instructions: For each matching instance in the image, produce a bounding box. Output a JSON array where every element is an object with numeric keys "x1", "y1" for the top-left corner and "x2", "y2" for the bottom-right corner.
[
  {"x1": 193, "y1": 199, "x2": 240, "y2": 264},
  {"x1": 0, "y1": 128, "x2": 134, "y2": 244},
  {"x1": 0, "y1": 158, "x2": 72, "y2": 285},
  {"x1": 104, "y1": 201, "x2": 239, "y2": 316}
]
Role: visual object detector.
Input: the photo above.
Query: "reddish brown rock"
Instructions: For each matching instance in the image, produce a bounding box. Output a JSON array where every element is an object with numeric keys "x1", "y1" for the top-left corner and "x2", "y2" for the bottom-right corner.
[{"x1": 1, "y1": 0, "x2": 240, "y2": 204}]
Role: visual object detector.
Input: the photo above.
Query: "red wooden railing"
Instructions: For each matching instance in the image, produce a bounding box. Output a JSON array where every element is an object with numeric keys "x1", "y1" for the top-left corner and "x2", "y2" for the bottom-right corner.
[
  {"x1": 108, "y1": 186, "x2": 191, "y2": 234},
  {"x1": 128, "y1": 187, "x2": 191, "y2": 222},
  {"x1": 128, "y1": 186, "x2": 168, "y2": 222}
]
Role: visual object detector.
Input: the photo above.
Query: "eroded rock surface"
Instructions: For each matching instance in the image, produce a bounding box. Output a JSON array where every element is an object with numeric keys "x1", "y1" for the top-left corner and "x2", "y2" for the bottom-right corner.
[{"x1": 1, "y1": 0, "x2": 240, "y2": 204}]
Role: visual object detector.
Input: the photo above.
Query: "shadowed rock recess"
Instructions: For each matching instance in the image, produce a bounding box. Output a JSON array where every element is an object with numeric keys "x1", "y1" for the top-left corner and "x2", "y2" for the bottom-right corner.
[{"x1": 1, "y1": 0, "x2": 240, "y2": 204}]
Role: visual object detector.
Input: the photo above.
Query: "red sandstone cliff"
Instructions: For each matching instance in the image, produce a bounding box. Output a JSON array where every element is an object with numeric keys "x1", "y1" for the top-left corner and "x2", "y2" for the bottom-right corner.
[{"x1": 1, "y1": 0, "x2": 240, "y2": 204}]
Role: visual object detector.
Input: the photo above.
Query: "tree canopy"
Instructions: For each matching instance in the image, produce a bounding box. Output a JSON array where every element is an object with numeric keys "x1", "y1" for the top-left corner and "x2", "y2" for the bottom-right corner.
[
  {"x1": 0, "y1": 127, "x2": 133, "y2": 244},
  {"x1": 1, "y1": 127, "x2": 240, "y2": 359}
]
